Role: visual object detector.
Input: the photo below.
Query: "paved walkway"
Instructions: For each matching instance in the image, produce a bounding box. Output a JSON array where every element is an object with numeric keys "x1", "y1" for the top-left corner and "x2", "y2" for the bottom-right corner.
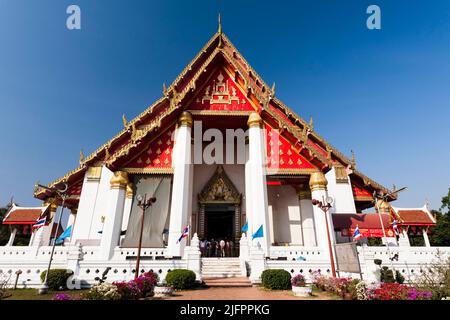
[{"x1": 164, "y1": 287, "x2": 338, "y2": 300}]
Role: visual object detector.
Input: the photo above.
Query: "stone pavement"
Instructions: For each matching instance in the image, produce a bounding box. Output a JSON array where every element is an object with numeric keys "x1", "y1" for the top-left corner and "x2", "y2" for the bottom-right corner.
[{"x1": 164, "y1": 287, "x2": 338, "y2": 300}]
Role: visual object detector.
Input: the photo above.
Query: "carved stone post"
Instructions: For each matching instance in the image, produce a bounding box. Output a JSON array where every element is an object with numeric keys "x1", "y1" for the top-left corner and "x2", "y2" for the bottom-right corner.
[
  {"x1": 198, "y1": 204, "x2": 206, "y2": 239},
  {"x1": 234, "y1": 203, "x2": 241, "y2": 244}
]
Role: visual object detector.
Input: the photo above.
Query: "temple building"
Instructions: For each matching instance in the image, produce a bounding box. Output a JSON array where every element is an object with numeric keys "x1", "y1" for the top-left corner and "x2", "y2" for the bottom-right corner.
[{"x1": 0, "y1": 20, "x2": 446, "y2": 287}]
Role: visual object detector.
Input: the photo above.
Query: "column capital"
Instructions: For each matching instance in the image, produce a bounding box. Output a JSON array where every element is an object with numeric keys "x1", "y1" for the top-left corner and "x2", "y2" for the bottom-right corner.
[
  {"x1": 44, "y1": 198, "x2": 58, "y2": 212},
  {"x1": 110, "y1": 171, "x2": 129, "y2": 189},
  {"x1": 247, "y1": 112, "x2": 263, "y2": 128},
  {"x1": 178, "y1": 111, "x2": 193, "y2": 127},
  {"x1": 126, "y1": 182, "x2": 134, "y2": 199},
  {"x1": 309, "y1": 171, "x2": 328, "y2": 191}
]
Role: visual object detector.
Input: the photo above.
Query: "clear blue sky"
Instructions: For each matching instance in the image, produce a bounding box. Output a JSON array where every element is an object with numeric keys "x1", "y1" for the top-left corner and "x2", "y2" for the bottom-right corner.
[{"x1": 0, "y1": 0, "x2": 449, "y2": 211}]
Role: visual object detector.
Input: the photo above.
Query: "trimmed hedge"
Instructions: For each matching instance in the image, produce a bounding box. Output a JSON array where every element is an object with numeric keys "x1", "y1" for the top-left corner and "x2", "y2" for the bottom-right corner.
[
  {"x1": 261, "y1": 269, "x2": 291, "y2": 290},
  {"x1": 40, "y1": 269, "x2": 73, "y2": 291},
  {"x1": 165, "y1": 269, "x2": 196, "y2": 290}
]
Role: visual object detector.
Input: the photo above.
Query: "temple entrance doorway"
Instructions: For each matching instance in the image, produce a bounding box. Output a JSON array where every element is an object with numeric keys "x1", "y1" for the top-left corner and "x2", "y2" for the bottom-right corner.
[
  {"x1": 205, "y1": 204, "x2": 234, "y2": 241},
  {"x1": 197, "y1": 166, "x2": 242, "y2": 257}
]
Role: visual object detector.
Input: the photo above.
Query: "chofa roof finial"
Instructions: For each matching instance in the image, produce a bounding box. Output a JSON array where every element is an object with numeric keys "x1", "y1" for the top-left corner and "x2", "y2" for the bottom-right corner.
[
  {"x1": 163, "y1": 81, "x2": 168, "y2": 97},
  {"x1": 351, "y1": 149, "x2": 356, "y2": 169},
  {"x1": 79, "y1": 149, "x2": 85, "y2": 165},
  {"x1": 218, "y1": 13, "x2": 223, "y2": 48}
]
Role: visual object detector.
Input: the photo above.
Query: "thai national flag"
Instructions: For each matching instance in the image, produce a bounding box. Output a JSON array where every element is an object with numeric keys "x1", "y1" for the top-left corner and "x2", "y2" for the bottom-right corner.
[
  {"x1": 353, "y1": 226, "x2": 362, "y2": 241},
  {"x1": 33, "y1": 217, "x2": 46, "y2": 229},
  {"x1": 393, "y1": 220, "x2": 400, "y2": 236},
  {"x1": 176, "y1": 225, "x2": 189, "y2": 243}
]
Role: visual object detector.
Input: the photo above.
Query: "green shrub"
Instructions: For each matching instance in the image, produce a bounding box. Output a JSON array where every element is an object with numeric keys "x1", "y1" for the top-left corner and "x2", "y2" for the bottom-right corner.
[
  {"x1": 165, "y1": 269, "x2": 196, "y2": 290},
  {"x1": 40, "y1": 269, "x2": 73, "y2": 291},
  {"x1": 380, "y1": 266, "x2": 395, "y2": 283},
  {"x1": 395, "y1": 270, "x2": 405, "y2": 284},
  {"x1": 261, "y1": 269, "x2": 291, "y2": 290}
]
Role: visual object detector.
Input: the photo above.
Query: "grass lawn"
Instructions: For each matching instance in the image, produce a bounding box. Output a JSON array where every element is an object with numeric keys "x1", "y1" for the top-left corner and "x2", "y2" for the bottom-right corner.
[{"x1": 3, "y1": 288, "x2": 89, "y2": 300}]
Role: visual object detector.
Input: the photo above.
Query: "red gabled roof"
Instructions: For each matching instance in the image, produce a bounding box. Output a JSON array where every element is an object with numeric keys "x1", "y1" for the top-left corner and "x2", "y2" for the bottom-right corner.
[
  {"x1": 397, "y1": 210, "x2": 436, "y2": 226},
  {"x1": 2, "y1": 204, "x2": 49, "y2": 225},
  {"x1": 34, "y1": 21, "x2": 394, "y2": 204},
  {"x1": 332, "y1": 213, "x2": 391, "y2": 230}
]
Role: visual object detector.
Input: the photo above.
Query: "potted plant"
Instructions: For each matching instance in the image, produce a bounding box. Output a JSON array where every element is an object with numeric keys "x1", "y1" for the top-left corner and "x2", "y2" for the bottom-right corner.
[
  {"x1": 153, "y1": 281, "x2": 174, "y2": 298},
  {"x1": 291, "y1": 274, "x2": 312, "y2": 297}
]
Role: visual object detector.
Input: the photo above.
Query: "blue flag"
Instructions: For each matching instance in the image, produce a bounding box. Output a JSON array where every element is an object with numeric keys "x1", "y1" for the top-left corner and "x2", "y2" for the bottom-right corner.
[
  {"x1": 241, "y1": 222, "x2": 248, "y2": 233},
  {"x1": 56, "y1": 225, "x2": 72, "y2": 245},
  {"x1": 252, "y1": 225, "x2": 263, "y2": 240}
]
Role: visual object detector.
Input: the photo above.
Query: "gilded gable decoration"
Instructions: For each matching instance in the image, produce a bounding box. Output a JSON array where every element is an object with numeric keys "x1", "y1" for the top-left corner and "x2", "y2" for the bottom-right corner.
[
  {"x1": 198, "y1": 166, "x2": 241, "y2": 204},
  {"x1": 201, "y1": 72, "x2": 239, "y2": 105}
]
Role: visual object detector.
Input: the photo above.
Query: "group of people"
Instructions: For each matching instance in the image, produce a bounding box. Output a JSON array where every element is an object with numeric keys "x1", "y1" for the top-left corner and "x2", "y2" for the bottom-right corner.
[{"x1": 199, "y1": 238, "x2": 235, "y2": 257}]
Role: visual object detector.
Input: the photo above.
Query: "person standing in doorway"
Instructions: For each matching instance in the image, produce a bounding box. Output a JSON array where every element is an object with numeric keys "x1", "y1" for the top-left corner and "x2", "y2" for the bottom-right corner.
[
  {"x1": 200, "y1": 239, "x2": 206, "y2": 257},
  {"x1": 220, "y1": 239, "x2": 226, "y2": 257}
]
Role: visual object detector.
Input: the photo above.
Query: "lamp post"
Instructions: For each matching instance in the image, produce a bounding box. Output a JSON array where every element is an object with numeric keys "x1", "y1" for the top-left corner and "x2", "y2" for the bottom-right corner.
[
  {"x1": 35, "y1": 182, "x2": 68, "y2": 295},
  {"x1": 135, "y1": 194, "x2": 156, "y2": 279},
  {"x1": 312, "y1": 196, "x2": 336, "y2": 278}
]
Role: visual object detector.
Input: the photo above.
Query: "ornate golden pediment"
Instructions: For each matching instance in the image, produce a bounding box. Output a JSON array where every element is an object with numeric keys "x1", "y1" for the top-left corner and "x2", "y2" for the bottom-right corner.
[{"x1": 198, "y1": 166, "x2": 241, "y2": 204}]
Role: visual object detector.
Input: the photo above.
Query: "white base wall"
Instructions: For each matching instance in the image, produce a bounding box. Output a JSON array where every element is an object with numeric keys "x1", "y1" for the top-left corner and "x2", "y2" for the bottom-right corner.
[{"x1": 1, "y1": 244, "x2": 449, "y2": 288}]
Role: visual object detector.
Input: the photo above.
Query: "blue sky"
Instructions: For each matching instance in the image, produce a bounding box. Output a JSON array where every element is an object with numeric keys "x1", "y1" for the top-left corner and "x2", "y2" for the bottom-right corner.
[{"x1": 0, "y1": 0, "x2": 449, "y2": 211}]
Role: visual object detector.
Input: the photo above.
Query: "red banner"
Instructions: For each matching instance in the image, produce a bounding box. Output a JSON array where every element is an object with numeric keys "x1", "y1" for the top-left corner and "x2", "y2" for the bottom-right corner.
[{"x1": 342, "y1": 228, "x2": 396, "y2": 238}]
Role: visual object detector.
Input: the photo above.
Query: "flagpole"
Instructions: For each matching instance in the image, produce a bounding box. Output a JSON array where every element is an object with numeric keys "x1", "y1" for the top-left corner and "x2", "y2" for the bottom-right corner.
[
  {"x1": 39, "y1": 191, "x2": 68, "y2": 294},
  {"x1": 374, "y1": 195, "x2": 395, "y2": 272}
]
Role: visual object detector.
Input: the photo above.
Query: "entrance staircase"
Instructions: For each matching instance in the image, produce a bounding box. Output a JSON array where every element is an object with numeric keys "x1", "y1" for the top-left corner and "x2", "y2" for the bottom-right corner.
[{"x1": 201, "y1": 257, "x2": 252, "y2": 287}]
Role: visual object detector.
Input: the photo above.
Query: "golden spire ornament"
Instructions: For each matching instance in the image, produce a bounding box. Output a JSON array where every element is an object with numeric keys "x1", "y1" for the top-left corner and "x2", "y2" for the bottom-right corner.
[
  {"x1": 163, "y1": 82, "x2": 168, "y2": 97},
  {"x1": 122, "y1": 114, "x2": 127, "y2": 128},
  {"x1": 351, "y1": 149, "x2": 356, "y2": 169},
  {"x1": 271, "y1": 82, "x2": 276, "y2": 97},
  {"x1": 79, "y1": 149, "x2": 85, "y2": 165},
  {"x1": 309, "y1": 116, "x2": 314, "y2": 130},
  {"x1": 218, "y1": 13, "x2": 223, "y2": 48}
]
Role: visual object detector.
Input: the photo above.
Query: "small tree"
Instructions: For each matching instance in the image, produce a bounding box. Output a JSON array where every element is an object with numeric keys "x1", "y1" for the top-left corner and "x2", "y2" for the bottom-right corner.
[
  {"x1": 416, "y1": 251, "x2": 450, "y2": 300},
  {"x1": 0, "y1": 207, "x2": 10, "y2": 246},
  {"x1": 430, "y1": 189, "x2": 450, "y2": 246},
  {"x1": 0, "y1": 273, "x2": 11, "y2": 300}
]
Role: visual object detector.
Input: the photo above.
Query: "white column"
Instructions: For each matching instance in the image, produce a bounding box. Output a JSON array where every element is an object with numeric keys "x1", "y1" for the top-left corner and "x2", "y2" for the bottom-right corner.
[
  {"x1": 31, "y1": 227, "x2": 45, "y2": 247},
  {"x1": 6, "y1": 227, "x2": 17, "y2": 246},
  {"x1": 71, "y1": 166, "x2": 103, "y2": 243},
  {"x1": 297, "y1": 186, "x2": 317, "y2": 247},
  {"x1": 65, "y1": 208, "x2": 77, "y2": 244},
  {"x1": 99, "y1": 171, "x2": 128, "y2": 260},
  {"x1": 244, "y1": 142, "x2": 254, "y2": 238},
  {"x1": 246, "y1": 112, "x2": 270, "y2": 255},
  {"x1": 309, "y1": 171, "x2": 334, "y2": 250},
  {"x1": 120, "y1": 182, "x2": 134, "y2": 245},
  {"x1": 167, "y1": 111, "x2": 193, "y2": 257},
  {"x1": 67, "y1": 208, "x2": 77, "y2": 228},
  {"x1": 398, "y1": 227, "x2": 411, "y2": 247},
  {"x1": 41, "y1": 200, "x2": 58, "y2": 246},
  {"x1": 325, "y1": 165, "x2": 356, "y2": 214},
  {"x1": 89, "y1": 166, "x2": 114, "y2": 239},
  {"x1": 422, "y1": 228, "x2": 431, "y2": 247}
]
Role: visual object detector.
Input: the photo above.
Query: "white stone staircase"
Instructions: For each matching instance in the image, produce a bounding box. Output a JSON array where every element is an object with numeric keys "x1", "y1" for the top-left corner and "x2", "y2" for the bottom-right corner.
[{"x1": 201, "y1": 257, "x2": 242, "y2": 277}]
